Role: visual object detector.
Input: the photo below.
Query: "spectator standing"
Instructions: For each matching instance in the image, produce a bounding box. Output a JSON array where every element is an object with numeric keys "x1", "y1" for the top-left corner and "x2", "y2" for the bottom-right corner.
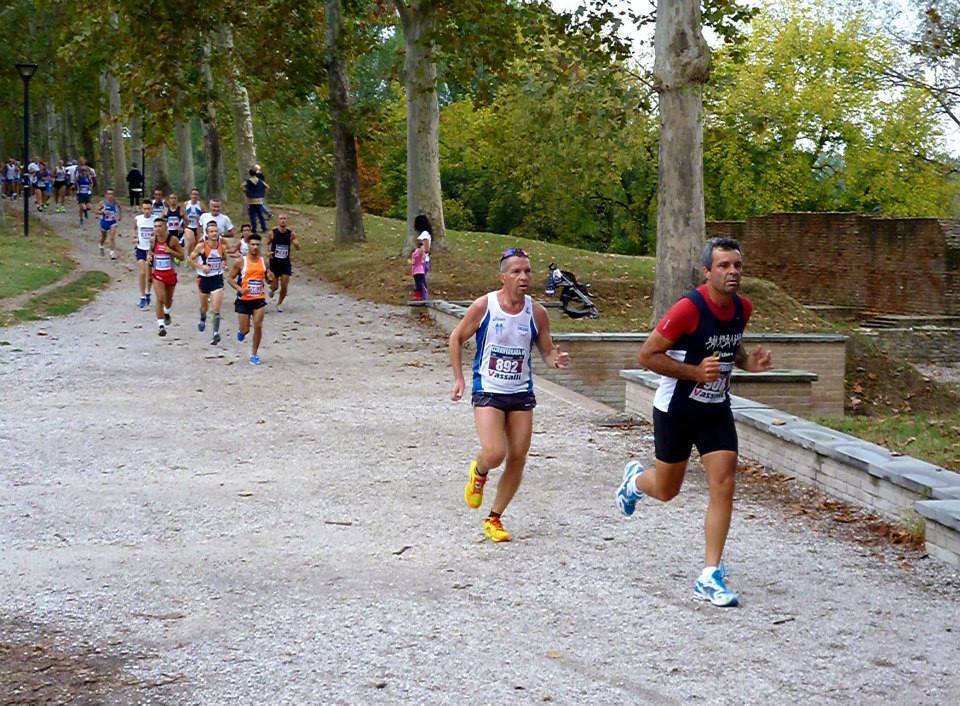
[
  {"x1": 243, "y1": 167, "x2": 269, "y2": 234},
  {"x1": 414, "y1": 214, "x2": 432, "y2": 286},
  {"x1": 126, "y1": 164, "x2": 144, "y2": 207},
  {"x1": 411, "y1": 239, "x2": 428, "y2": 301}
]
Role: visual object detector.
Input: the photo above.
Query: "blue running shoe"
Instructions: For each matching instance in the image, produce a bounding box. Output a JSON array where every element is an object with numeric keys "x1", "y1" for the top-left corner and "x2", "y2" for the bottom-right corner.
[
  {"x1": 145, "y1": 293, "x2": 151, "y2": 305},
  {"x1": 138, "y1": 296, "x2": 146, "y2": 310},
  {"x1": 616, "y1": 460, "x2": 645, "y2": 517},
  {"x1": 694, "y1": 568, "x2": 739, "y2": 607},
  {"x1": 198, "y1": 319, "x2": 206, "y2": 332},
  {"x1": 237, "y1": 331, "x2": 246, "y2": 342},
  {"x1": 250, "y1": 354, "x2": 261, "y2": 365}
]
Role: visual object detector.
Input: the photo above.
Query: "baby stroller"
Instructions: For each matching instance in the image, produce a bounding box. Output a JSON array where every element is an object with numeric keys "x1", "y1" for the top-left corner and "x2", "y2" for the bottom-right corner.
[{"x1": 545, "y1": 263, "x2": 599, "y2": 319}]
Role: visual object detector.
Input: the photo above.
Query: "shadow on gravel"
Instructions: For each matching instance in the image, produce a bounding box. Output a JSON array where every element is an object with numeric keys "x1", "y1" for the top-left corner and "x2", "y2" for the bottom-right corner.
[{"x1": 1, "y1": 617, "x2": 183, "y2": 705}]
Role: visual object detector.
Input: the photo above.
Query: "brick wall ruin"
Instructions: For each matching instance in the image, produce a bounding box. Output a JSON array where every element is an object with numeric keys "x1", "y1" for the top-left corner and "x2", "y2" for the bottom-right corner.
[{"x1": 707, "y1": 213, "x2": 960, "y2": 316}]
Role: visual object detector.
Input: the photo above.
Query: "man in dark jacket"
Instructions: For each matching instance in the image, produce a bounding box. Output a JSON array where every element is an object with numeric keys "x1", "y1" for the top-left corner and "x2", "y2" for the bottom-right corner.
[
  {"x1": 126, "y1": 165, "x2": 144, "y2": 207},
  {"x1": 243, "y1": 167, "x2": 269, "y2": 234}
]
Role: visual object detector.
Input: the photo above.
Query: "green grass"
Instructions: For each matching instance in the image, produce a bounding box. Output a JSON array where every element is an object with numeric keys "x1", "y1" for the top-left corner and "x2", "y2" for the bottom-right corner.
[
  {"x1": 277, "y1": 205, "x2": 830, "y2": 333},
  {"x1": 817, "y1": 413, "x2": 960, "y2": 471},
  {"x1": 0, "y1": 271, "x2": 110, "y2": 327},
  {"x1": 0, "y1": 216, "x2": 75, "y2": 300}
]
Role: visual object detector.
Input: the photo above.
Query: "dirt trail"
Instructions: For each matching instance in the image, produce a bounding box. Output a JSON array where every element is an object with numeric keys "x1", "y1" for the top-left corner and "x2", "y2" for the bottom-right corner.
[{"x1": 1, "y1": 207, "x2": 959, "y2": 705}]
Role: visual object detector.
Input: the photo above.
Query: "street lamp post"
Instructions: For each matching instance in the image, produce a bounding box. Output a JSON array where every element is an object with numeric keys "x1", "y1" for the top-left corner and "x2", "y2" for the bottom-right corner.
[{"x1": 15, "y1": 63, "x2": 38, "y2": 238}]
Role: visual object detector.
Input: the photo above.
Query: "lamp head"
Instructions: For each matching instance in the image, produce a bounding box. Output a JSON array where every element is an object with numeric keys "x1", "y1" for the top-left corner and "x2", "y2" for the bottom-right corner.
[{"x1": 15, "y1": 63, "x2": 38, "y2": 80}]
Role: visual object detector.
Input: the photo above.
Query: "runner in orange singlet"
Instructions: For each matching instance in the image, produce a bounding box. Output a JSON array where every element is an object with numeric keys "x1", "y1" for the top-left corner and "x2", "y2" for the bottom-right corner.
[{"x1": 227, "y1": 233, "x2": 275, "y2": 365}]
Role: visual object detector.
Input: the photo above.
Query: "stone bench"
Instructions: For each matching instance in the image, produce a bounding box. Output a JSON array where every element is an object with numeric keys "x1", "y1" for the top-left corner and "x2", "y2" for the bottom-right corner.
[
  {"x1": 622, "y1": 369, "x2": 960, "y2": 569},
  {"x1": 729, "y1": 369, "x2": 817, "y2": 417},
  {"x1": 412, "y1": 300, "x2": 847, "y2": 415},
  {"x1": 624, "y1": 368, "x2": 820, "y2": 417}
]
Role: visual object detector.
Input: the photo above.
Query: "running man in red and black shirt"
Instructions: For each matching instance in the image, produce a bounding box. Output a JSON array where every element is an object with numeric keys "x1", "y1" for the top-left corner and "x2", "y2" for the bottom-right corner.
[{"x1": 616, "y1": 237, "x2": 772, "y2": 607}]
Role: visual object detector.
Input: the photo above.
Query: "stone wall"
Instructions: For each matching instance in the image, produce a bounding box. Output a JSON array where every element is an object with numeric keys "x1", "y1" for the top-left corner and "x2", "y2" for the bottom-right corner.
[
  {"x1": 857, "y1": 327, "x2": 960, "y2": 365},
  {"x1": 623, "y1": 370, "x2": 960, "y2": 569},
  {"x1": 416, "y1": 302, "x2": 848, "y2": 416},
  {"x1": 706, "y1": 213, "x2": 960, "y2": 316}
]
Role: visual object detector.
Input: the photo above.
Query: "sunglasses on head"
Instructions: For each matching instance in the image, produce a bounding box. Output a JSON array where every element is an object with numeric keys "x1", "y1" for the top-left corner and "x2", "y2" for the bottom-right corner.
[{"x1": 499, "y1": 247, "x2": 528, "y2": 263}]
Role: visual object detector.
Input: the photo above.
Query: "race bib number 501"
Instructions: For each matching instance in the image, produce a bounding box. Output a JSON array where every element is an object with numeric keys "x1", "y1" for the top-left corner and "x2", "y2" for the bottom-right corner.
[{"x1": 689, "y1": 361, "x2": 733, "y2": 404}]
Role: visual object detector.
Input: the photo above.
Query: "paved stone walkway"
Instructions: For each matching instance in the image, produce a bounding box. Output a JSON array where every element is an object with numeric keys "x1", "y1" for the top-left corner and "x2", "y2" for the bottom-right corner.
[{"x1": 2, "y1": 208, "x2": 959, "y2": 704}]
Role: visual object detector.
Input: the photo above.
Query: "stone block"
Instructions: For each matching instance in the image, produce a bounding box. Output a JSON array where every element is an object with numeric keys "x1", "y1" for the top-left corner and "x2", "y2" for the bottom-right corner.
[
  {"x1": 916, "y1": 500, "x2": 960, "y2": 533},
  {"x1": 924, "y1": 522, "x2": 960, "y2": 569},
  {"x1": 870, "y1": 458, "x2": 960, "y2": 497}
]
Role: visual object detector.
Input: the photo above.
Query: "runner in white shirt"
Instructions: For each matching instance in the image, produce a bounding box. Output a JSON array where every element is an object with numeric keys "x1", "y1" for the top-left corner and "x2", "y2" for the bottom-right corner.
[
  {"x1": 182, "y1": 188, "x2": 206, "y2": 257},
  {"x1": 198, "y1": 199, "x2": 235, "y2": 242},
  {"x1": 134, "y1": 200, "x2": 155, "y2": 309}
]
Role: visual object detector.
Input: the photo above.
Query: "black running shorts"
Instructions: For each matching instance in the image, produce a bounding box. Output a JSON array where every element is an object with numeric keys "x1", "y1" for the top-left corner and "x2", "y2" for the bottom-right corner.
[
  {"x1": 198, "y1": 274, "x2": 224, "y2": 294},
  {"x1": 234, "y1": 298, "x2": 266, "y2": 315},
  {"x1": 269, "y1": 258, "x2": 291, "y2": 277},
  {"x1": 471, "y1": 391, "x2": 537, "y2": 412},
  {"x1": 653, "y1": 406, "x2": 738, "y2": 464}
]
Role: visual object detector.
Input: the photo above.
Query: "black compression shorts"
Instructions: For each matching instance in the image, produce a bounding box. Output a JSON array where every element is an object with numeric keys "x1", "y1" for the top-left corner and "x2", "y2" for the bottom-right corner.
[
  {"x1": 198, "y1": 274, "x2": 224, "y2": 294},
  {"x1": 653, "y1": 406, "x2": 738, "y2": 463},
  {"x1": 234, "y1": 298, "x2": 266, "y2": 315},
  {"x1": 471, "y1": 391, "x2": 537, "y2": 412},
  {"x1": 269, "y1": 258, "x2": 291, "y2": 277}
]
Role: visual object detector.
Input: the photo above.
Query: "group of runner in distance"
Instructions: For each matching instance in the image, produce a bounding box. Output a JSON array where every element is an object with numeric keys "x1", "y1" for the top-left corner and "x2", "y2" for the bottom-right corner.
[
  {"x1": 28, "y1": 165, "x2": 769, "y2": 606},
  {"x1": 51, "y1": 174, "x2": 298, "y2": 366}
]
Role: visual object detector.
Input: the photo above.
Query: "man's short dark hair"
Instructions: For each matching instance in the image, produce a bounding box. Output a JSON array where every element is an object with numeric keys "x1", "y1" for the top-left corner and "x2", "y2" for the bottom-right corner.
[
  {"x1": 249, "y1": 233, "x2": 262, "y2": 242},
  {"x1": 142, "y1": 200, "x2": 152, "y2": 206},
  {"x1": 702, "y1": 237, "x2": 742, "y2": 269}
]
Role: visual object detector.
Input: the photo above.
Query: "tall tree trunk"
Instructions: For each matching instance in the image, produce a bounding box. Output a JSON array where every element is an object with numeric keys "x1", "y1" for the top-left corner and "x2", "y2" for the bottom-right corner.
[
  {"x1": 108, "y1": 73, "x2": 127, "y2": 197},
  {"x1": 97, "y1": 73, "x2": 112, "y2": 190},
  {"x1": 81, "y1": 119, "x2": 96, "y2": 168},
  {"x1": 651, "y1": 0, "x2": 711, "y2": 322},
  {"x1": 326, "y1": 0, "x2": 366, "y2": 243},
  {"x1": 221, "y1": 24, "x2": 258, "y2": 187},
  {"x1": 61, "y1": 106, "x2": 77, "y2": 161},
  {"x1": 201, "y1": 41, "x2": 226, "y2": 200},
  {"x1": 396, "y1": 1, "x2": 444, "y2": 255},
  {"x1": 151, "y1": 142, "x2": 172, "y2": 194},
  {"x1": 175, "y1": 120, "x2": 195, "y2": 193},
  {"x1": 130, "y1": 114, "x2": 143, "y2": 175},
  {"x1": 45, "y1": 99, "x2": 59, "y2": 166}
]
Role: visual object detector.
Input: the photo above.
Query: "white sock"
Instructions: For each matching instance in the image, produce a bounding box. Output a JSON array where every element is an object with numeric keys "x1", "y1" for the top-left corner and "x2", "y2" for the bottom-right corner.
[
  {"x1": 163, "y1": 306, "x2": 171, "y2": 314},
  {"x1": 701, "y1": 566, "x2": 718, "y2": 579},
  {"x1": 157, "y1": 319, "x2": 164, "y2": 328}
]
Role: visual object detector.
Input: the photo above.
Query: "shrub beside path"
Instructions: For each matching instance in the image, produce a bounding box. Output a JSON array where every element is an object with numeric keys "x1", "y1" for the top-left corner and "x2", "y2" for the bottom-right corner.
[{"x1": 2, "y1": 209, "x2": 959, "y2": 704}]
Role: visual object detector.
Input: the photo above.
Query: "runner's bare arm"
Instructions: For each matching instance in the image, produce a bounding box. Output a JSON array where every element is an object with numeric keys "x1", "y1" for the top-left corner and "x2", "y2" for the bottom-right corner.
[
  {"x1": 532, "y1": 303, "x2": 568, "y2": 369},
  {"x1": 291, "y1": 232, "x2": 300, "y2": 250},
  {"x1": 639, "y1": 330, "x2": 721, "y2": 383},
  {"x1": 735, "y1": 343, "x2": 773, "y2": 372},
  {"x1": 265, "y1": 231, "x2": 274, "y2": 258},
  {"x1": 448, "y1": 297, "x2": 489, "y2": 401},
  {"x1": 227, "y1": 260, "x2": 244, "y2": 294},
  {"x1": 190, "y1": 243, "x2": 208, "y2": 272},
  {"x1": 168, "y1": 238, "x2": 184, "y2": 259}
]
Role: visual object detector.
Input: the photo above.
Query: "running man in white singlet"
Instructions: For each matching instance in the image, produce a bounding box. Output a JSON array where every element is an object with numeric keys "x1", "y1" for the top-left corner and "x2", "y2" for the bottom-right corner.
[
  {"x1": 134, "y1": 200, "x2": 155, "y2": 309},
  {"x1": 182, "y1": 188, "x2": 206, "y2": 257},
  {"x1": 448, "y1": 248, "x2": 569, "y2": 542}
]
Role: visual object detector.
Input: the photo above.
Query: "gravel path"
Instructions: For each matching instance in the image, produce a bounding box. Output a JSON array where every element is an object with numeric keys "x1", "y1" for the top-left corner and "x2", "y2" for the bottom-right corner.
[{"x1": 2, "y1": 209, "x2": 960, "y2": 705}]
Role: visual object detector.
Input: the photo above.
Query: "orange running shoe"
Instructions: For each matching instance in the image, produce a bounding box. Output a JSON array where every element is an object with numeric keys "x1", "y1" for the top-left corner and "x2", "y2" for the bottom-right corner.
[
  {"x1": 483, "y1": 516, "x2": 512, "y2": 542},
  {"x1": 464, "y1": 460, "x2": 487, "y2": 509}
]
